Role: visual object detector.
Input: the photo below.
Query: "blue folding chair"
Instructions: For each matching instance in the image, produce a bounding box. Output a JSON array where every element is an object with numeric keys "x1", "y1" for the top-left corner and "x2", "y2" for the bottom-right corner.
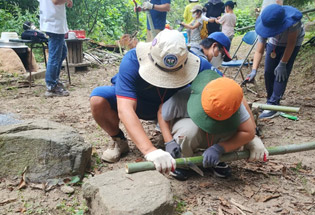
[{"x1": 222, "y1": 30, "x2": 258, "y2": 80}]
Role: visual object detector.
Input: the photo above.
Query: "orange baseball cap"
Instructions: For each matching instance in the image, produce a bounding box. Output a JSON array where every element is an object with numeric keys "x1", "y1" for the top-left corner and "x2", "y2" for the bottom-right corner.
[{"x1": 187, "y1": 70, "x2": 243, "y2": 134}]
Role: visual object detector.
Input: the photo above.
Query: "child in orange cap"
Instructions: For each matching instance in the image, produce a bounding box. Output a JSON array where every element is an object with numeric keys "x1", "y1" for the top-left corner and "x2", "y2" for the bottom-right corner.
[{"x1": 158, "y1": 69, "x2": 268, "y2": 180}]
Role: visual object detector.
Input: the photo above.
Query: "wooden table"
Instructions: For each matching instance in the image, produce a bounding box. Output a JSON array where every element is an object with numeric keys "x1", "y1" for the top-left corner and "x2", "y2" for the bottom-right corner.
[{"x1": 65, "y1": 38, "x2": 89, "y2": 64}]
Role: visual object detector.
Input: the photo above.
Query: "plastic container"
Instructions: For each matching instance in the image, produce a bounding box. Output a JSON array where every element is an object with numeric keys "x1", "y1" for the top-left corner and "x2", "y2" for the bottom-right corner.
[
  {"x1": 1, "y1": 32, "x2": 19, "y2": 42},
  {"x1": 181, "y1": 31, "x2": 188, "y2": 44},
  {"x1": 69, "y1": 30, "x2": 86, "y2": 39}
]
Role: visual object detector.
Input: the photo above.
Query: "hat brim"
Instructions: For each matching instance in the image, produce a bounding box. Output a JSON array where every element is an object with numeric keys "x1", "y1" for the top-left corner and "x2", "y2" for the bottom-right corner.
[
  {"x1": 222, "y1": 47, "x2": 232, "y2": 62},
  {"x1": 136, "y1": 42, "x2": 201, "y2": 89},
  {"x1": 255, "y1": 6, "x2": 302, "y2": 38},
  {"x1": 187, "y1": 70, "x2": 241, "y2": 134}
]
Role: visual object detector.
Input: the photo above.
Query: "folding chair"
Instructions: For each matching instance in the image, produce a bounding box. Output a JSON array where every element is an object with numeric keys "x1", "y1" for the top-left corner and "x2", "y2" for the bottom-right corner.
[{"x1": 222, "y1": 30, "x2": 258, "y2": 80}]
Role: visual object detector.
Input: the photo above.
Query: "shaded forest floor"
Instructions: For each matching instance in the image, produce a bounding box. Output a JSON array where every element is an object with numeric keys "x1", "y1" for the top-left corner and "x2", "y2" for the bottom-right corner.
[{"x1": 0, "y1": 35, "x2": 315, "y2": 215}]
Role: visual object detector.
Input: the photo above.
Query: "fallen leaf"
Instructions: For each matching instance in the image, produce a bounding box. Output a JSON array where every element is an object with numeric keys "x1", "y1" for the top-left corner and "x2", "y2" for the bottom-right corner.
[
  {"x1": 18, "y1": 166, "x2": 28, "y2": 190},
  {"x1": 199, "y1": 182, "x2": 212, "y2": 188},
  {"x1": 0, "y1": 198, "x2": 17, "y2": 206},
  {"x1": 243, "y1": 185, "x2": 254, "y2": 198},
  {"x1": 254, "y1": 194, "x2": 281, "y2": 202},
  {"x1": 222, "y1": 205, "x2": 242, "y2": 214},
  {"x1": 29, "y1": 183, "x2": 44, "y2": 190},
  {"x1": 230, "y1": 198, "x2": 253, "y2": 213},
  {"x1": 218, "y1": 197, "x2": 231, "y2": 208}
]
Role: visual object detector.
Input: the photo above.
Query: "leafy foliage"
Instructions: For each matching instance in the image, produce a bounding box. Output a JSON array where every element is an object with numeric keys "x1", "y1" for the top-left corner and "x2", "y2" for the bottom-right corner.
[
  {"x1": 0, "y1": 0, "x2": 313, "y2": 43},
  {"x1": 0, "y1": 4, "x2": 39, "y2": 35},
  {"x1": 234, "y1": 7, "x2": 256, "y2": 34},
  {"x1": 66, "y1": 0, "x2": 146, "y2": 42}
]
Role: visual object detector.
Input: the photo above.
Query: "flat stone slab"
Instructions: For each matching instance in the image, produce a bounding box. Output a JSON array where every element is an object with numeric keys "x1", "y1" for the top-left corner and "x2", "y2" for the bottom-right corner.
[
  {"x1": 83, "y1": 169, "x2": 174, "y2": 215},
  {"x1": 0, "y1": 119, "x2": 92, "y2": 183}
]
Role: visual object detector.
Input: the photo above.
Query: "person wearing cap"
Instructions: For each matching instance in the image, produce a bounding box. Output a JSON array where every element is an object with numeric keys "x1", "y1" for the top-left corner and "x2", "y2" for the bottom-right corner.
[
  {"x1": 180, "y1": 5, "x2": 204, "y2": 46},
  {"x1": 199, "y1": 31, "x2": 232, "y2": 67},
  {"x1": 158, "y1": 70, "x2": 269, "y2": 180},
  {"x1": 89, "y1": 29, "x2": 213, "y2": 174},
  {"x1": 209, "y1": 1, "x2": 237, "y2": 42},
  {"x1": 183, "y1": 0, "x2": 199, "y2": 24},
  {"x1": 141, "y1": 0, "x2": 171, "y2": 42},
  {"x1": 246, "y1": 4, "x2": 304, "y2": 119}
]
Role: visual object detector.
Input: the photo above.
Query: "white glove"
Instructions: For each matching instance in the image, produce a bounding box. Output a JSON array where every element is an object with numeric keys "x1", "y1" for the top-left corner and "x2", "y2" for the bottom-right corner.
[
  {"x1": 145, "y1": 149, "x2": 176, "y2": 174},
  {"x1": 244, "y1": 135, "x2": 269, "y2": 161},
  {"x1": 142, "y1": 1, "x2": 154, "y2": 10}
]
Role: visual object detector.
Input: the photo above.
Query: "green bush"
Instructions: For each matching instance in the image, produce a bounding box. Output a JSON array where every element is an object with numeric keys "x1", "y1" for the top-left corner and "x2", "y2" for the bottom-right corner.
[
  {"x1": 0, "y1": 4, "x2": 39, "y2": 35},
  {"x1": 234, "y1": 8, "x2": 256, "y2": 35}
]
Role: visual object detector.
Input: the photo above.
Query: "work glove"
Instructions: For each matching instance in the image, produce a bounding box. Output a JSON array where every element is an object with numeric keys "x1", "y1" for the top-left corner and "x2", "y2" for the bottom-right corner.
[
  {"x1": 202, "y1": 144, "x2": 225, "y2": 168},
  {"x1": 165, "y1": 139, "x2": 181, "y2": 158},
  {"x1": 244, "y1": 135, "x2": 269, "y2": 161},
  {"x1": 274, "y1": 61, "x2": 287, "y2": 82},
  {"x1": 145, "y1": 149, "x2": 176, "y2": 174},
  {"x1": 245, "y1": 69, "x2": 257, "y2": 82},
  {"x1": 142, "y1": 1, "x2": 154, "y2": 10}
]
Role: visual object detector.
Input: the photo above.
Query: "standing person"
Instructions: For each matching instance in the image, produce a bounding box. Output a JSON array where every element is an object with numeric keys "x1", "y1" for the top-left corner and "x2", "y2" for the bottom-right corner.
[
  {"x1": 210, "y1": 1, "x2": 237, "y2": 42},
  {"x1": 180, "y1": 5, "x2": 203, "y2": 46},
  {"x1": 204, "y1": 0, "x2": 224, "y2": 35},
  {"x1": 39, "y1": 0, "x2": 72, "y2": 97},
  {"x1": 245, "y1": 4, "x2": 304, "y2": 119},
  {"x1": 183, "y1": 0, "x2": 199, "y2": 24},
  {"x1": 90, "y1": 30, "x2": 213, "y2": 174},
  {"x1": 141, "y1": 0, "x2": 171, "y2": 42}
]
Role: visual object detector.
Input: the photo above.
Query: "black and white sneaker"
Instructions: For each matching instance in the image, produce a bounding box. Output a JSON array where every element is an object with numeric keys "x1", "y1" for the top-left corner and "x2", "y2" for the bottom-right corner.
[
  {"x1": 170, "y1": 168, "x2": 189, "y2": 181},
  {"x1": 45, "y1": 85, "x2": 70, "y2": 97},
  {"x1": 212, "y1": 162, "x2": 231, "y2": 178}
]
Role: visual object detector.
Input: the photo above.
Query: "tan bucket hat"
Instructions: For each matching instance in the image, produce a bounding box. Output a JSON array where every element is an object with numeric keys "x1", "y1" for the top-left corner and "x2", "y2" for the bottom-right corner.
[
  {"x1": 136, "y1": 29, "x2": 200, "y2": 88},
  {"x1": 191, "y1": 5, "x2": 203, "y2": 13}
]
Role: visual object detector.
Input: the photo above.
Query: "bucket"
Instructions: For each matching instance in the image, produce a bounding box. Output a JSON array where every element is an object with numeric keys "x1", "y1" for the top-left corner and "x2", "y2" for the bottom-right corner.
[{"x1": 1, "y1": 32, "x2": 18, "y2": 42}]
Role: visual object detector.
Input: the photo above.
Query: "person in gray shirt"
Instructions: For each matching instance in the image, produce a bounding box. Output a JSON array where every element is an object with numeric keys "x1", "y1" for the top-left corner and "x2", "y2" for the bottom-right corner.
[
  {"x1": 246, "y1": 4, "x2": 304, "y2": 119},
  {"x1": 158, "y1": 70, "x2": 268, "y2": 180}
]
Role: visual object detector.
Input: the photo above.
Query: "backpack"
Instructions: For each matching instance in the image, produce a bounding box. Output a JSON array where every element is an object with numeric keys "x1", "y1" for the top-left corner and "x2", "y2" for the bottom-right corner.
[
  {"x1": 21, "y1": 30, "x2": 48, "y2": 43},
  {"x1": 200, "y1": 20, "x2": 208, "y2": 39}
]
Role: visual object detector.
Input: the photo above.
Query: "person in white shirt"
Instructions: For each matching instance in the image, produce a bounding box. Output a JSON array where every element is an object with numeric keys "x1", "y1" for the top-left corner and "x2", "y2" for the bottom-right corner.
[{"x1": 39, "y1": 0, "x2": 73, "y2": 97}]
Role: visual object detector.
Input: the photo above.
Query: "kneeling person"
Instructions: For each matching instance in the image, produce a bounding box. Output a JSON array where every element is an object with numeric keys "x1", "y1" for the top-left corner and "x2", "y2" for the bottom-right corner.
[{"x1": 158, "y1": 70, "x2": 268, "y2": 180}]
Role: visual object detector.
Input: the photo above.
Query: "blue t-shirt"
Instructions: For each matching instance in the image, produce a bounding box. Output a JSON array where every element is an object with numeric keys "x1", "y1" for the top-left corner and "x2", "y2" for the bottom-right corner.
[
  {"x1": 147, "y1": 0, "x2": 171, "y2": 30},
  {"x1": 113, "y1": 48, "x2": 211, "y2": 119}
]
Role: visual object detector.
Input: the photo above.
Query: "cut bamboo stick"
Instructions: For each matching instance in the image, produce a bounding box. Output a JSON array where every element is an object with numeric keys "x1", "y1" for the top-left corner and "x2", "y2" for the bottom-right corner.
[
  {"x1": 125, "y1": 142, "x2": 315, "y2": 174},
  {"x1": 251, "y1": 103, "x2": 300, "y2": 113}
]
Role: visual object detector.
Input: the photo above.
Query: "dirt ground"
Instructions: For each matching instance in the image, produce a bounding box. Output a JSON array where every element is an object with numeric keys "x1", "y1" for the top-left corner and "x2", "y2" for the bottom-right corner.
[{"x1": 0, "y1": 36, "x2": 315, "y2": 215}]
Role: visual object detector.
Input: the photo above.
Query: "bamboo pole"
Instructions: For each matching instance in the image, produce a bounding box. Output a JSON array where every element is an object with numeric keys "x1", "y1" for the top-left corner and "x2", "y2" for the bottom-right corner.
[
  {"x1": 126, "y1": 142, "x2": 315, "y2": 174},
  {"x1": 251, "y1": 103, "x2": 300, "y2": 113}
]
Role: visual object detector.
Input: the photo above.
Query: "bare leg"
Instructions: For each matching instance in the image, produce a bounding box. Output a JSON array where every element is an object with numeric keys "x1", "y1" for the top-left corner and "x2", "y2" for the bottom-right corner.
[{"x1": 90, "y1": 96, "x2": 120, "y2": 136}]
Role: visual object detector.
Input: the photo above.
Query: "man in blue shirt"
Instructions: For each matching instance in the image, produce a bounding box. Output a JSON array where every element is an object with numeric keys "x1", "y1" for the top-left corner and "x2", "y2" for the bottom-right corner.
[
  {"x1": 142, "y1": 0, "x2": 171, "y2": 41},
  {"x1": 90, "y1": 30, "x2": 212, "y2": 174}
]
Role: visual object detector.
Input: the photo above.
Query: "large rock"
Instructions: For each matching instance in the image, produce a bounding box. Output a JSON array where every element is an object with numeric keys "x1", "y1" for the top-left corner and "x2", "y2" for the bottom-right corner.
[
  {"x1": 0, "y1": 120, "x2": 92, "y2": 183},
  {"x1": 0, "y1": 48, "x2": 26, "y2": 74},
  {"x1": 83, "y1": 169, "x2": 174, "y2": 215}
]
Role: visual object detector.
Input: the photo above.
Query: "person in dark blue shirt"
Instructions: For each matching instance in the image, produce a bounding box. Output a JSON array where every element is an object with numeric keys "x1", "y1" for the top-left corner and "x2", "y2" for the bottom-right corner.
[
  {"x1": 141, "y1": 0, "x2": 171, "y2": 41},
  {"x1": 90, "y1": 30, "x2": 212, "y2": 174}
]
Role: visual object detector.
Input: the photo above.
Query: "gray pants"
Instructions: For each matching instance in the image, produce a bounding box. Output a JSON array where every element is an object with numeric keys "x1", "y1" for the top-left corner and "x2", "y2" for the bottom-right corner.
[{"x1": 171, "y1": 118, "x2": 234, "y2": 157}]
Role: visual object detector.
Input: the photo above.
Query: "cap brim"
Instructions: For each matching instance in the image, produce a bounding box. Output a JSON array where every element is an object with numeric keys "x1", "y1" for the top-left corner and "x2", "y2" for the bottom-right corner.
[
  {"x1": 187, "y1": 70, "x2": 240, "y2": 134},
  {"x1": 255, "y1": 6, "x2": 302, "y2": 38},
  {"x1": 136, "y1": 42, "x2": 201, "y2": 89},
  {"x1": 223, "y1": 47, "x2": 232, "y2": 62}
]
